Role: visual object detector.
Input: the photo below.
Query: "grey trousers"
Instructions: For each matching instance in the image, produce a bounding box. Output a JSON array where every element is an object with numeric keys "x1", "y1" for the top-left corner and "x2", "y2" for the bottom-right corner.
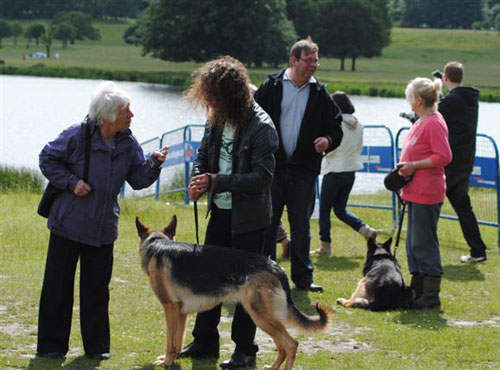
[{"x1": 406, "y1": 202, "x2": 443, "y2": 277}]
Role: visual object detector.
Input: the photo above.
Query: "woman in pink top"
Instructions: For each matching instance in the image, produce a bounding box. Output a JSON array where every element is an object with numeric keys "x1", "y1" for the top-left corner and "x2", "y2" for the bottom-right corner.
[{"x1": 398, "y1": 77, "x2": 452, "y2": 309}]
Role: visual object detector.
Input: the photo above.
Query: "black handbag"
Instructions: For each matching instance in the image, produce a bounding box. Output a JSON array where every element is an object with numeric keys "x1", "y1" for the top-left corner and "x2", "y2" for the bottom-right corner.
[
  {"x1": 37, "y1": 123, "x2": 92, "y2": 218},
  {"x1": 384, "y1": 167, "x2": 413, "y2": 192}
]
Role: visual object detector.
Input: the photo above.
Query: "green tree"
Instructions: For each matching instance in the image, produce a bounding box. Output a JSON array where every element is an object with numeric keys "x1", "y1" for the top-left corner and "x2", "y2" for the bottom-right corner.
[
  {"x1": 140, "y1": 0, "x2": 295, "y2": 66},
  {"x1": 11, "y1": 22, "x2": 23, "y2": 45},
  {"x1": 53, "y1": 22, "x2": 73, "y2": 48},
  {"x1": 53, "y1": 11, "x2": 100, "y2": 44},
  {"x1": 105, "y1": 0, "x2": 133, "y2": 20},
  {"x1": 401, "y1": 0, "x2": 482, "y2": 28},
  {"x1": 317, "y1": 0, "x2": 391, "y2": 71},
  {"x1": 387, "y1": 0, "x2": 405, "y2": 24},
  {"x1": 24, "y1": 23, "x2": 45, "y2": 46},
  {"x1": 286, "y1": 0, "x2": 321, "y2": 39},
  {"x1": 42, "y1": 26, "x2": 53, "y2": 58},
  {"x1": 0, "y1": 19, "x2": 12, "y2": 47},
  {"x1": 123, "y1": 23, "x2": 142, "y2": 45}
]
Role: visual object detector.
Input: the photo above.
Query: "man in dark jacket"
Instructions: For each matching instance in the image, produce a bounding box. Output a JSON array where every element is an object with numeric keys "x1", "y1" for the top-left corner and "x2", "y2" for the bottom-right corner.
[
  {"x1": 179, "y1": 56, "x2": 279, "y2": 369},
  {"x1": 255, "y1": 38, "x2": 343, "y2": 292},
  {"x1": 439, "y1": 61, "x2": 487, "y2": 263}
]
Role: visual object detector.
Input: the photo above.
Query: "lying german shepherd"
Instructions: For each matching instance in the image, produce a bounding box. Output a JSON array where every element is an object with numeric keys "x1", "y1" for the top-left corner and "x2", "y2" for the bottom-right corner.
[
  {"x1": 136, "y1": 215, "x2": 332, "y2": 370},
  {"x1": 336, "y1": 238, "x2": 413, "y2": 311}
]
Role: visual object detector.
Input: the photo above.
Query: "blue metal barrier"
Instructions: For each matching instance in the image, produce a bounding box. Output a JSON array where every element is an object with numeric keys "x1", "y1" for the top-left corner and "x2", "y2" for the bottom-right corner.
[
  {"x1": 158, "y1": 124, "x2": 204, "y2": 202},
  {"x1": 127, "y1": 124, "x2": 499, "y2": 246}
]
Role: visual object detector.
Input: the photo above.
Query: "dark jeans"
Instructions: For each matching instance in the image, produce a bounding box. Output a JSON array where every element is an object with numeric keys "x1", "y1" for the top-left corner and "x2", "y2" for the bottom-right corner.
[
  {"x1": 37, "y1": 233, "x2": 113, "y2": 355},
  {"x1": 191, "y1": 206, "x2": 264, "y2": 356},
  {"x1": 319, "y1": 171, "x2": 365, "y2": 243},
  {"x1": 406, "y1": 202, "x2": 443, "y2": 277},
  {"x1": 446, "y1": 173, "x2": 487, "y2": 257},
  {"x1": 263, "y1": 165, "x2": 316, "y2": 287}
]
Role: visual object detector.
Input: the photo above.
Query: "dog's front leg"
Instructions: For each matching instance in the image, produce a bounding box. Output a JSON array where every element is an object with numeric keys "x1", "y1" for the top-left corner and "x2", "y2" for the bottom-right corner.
[{"x1": 154, "y1": 303, "x2": 180, "y2": 367}]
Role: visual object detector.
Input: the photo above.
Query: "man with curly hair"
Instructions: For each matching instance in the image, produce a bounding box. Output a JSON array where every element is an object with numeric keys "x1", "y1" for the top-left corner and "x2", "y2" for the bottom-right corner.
[{"x1": 178, "y1": 56, "x2": 279, "y2": 368}]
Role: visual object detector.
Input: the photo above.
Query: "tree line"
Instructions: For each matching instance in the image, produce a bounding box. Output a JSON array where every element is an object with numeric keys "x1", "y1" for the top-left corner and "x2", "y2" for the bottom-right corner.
[
  {"x1": 3, "y1": 0, "x2": 498, "y2": 70},
  {"x1": 0, "y1": 0, "x2": 148, "y2": 20},
  {"x1": 128, "y1": 0, "x2": 392, "y2": 70},
  {"x1": 1, "y1": 0, "x2": 392, "y2": 71},
  {"x1": 3, "y1": 0, "x2": 498, "y2": 30},
  {"x1": 0, "y1": 11, "x2": 99, "y2": 56},
  {"x1": 389, "y1": 0, "x2": 500, "y2": 30}
]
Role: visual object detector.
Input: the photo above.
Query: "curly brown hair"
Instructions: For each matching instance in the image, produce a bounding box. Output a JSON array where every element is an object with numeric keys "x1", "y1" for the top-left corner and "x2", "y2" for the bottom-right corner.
[{"x1": 185, "y1": 56, "x2": 252, "y2": 127}]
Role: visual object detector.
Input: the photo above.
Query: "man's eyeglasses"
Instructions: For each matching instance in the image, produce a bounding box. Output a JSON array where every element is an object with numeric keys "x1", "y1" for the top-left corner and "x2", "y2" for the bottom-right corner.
[{"x1": 298, "y1": 57, "x2": 320, "y2": 66}]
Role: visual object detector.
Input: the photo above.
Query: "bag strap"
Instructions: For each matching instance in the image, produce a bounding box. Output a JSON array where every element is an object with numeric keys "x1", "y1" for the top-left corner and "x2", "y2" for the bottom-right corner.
[{"x1": 83, "y1": 123, "x2": 92, "y2": 182}]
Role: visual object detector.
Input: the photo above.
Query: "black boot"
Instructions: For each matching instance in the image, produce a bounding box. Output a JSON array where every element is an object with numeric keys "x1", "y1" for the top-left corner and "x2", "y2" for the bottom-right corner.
[
  {"x1": 410, "y1": 273, "x2": 424, "y2": 300},
  {"x1": 412, "y1": 276, "x2": 441, "y2": 309}
]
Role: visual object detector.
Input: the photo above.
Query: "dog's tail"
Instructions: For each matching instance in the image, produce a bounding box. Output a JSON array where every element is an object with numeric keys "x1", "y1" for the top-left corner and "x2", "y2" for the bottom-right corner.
[
  {"x1": 278, "y1": 272, "x2": 332, "y2": 331},
  {"x1": 288, "y1": 302, "x2": 332, "y2": 332}
]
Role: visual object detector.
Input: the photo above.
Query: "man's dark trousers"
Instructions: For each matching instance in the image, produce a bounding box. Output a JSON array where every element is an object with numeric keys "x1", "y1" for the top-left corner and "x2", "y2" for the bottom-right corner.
[
  {"x1": 263, "y1": 164, "x2": 316, "y2": 287},
  {"x1": 37, "y1": 233, "x2": 113, "y2": 356},
  {"x1": 446, "y1": 172, "x2": 487, "y2": 258},
  {"x1": 191, "y1": 206, "x2": 263, "y2": 356}
]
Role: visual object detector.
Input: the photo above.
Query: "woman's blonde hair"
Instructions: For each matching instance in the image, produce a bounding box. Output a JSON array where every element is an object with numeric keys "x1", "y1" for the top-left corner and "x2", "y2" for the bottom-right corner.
[
  {"x1": 185, "y1": 56, "x2": 252, "y2": 127},
  {"x1": 405, "y1": 77, "x2": 442, "y2": 111}
]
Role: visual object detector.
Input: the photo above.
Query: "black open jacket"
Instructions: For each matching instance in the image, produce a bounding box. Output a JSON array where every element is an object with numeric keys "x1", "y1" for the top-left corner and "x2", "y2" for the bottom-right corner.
[
  {"x1": 254, "y1": 69, "x2": 343, "y2": 175},
  {"x1": 192, "y1": 102, "x2": 279, "y2": 235}
]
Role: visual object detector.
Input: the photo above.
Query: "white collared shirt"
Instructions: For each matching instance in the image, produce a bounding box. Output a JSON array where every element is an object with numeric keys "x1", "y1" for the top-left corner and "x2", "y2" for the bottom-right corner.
[{"x1": 280, "y1": 69, "x2": 316, "y2": 159}]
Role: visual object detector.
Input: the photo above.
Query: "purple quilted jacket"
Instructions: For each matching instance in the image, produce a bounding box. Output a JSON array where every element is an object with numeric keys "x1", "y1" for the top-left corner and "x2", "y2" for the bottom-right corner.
[{"x1": 39, "y1": 116, "x2": 162, "y2": 247}]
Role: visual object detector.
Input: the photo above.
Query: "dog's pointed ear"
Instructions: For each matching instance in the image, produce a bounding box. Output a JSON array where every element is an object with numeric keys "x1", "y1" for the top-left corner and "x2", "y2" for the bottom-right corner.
[
  {"x1": 136, "y1": 217, "x2": 151, "y2": 240},
  {"x1": 383, "y1": 237, "x2": 393, "y2": 252},
  {"x1": 163, "y1": 215, "x2": 177, "y2": 240}
]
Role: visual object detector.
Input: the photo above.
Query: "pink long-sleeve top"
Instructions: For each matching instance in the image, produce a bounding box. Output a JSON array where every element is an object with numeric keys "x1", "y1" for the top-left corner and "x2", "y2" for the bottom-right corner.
[{"x1": 400, "y1": 112, "x2": 452, "y2": 205}]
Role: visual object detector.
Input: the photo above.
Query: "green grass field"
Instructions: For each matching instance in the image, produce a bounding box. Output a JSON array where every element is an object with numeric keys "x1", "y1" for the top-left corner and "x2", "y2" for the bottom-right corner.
[
  {"x1": 1, "y1": 190, "x2": 499, "y2": 369},
  {"x1": 1, "y1": 21, "x2": 499, "y2": 99}
]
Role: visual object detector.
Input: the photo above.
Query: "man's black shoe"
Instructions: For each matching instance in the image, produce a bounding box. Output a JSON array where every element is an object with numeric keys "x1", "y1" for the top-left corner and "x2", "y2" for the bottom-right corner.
[
  {"x1": 86, "y1": 352, "x2": 111, "y2": 360},
  {"x1": 220, "y1": 351, "x2": 256, "y2": 369},
  {"x1": 177, "y1": 341, "x2": 219, "y2": 359},
  {"x1": 297, "y1": 282, "x2": 324, "y2": 293},
  {"x1": 36, "y1": 352, "x2": 65, "y2": 359}
]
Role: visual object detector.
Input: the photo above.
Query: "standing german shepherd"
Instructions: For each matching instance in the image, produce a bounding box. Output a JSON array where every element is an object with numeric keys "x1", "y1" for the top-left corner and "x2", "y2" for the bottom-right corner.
[
  {"x1": 136, "y1": 215, "x2": 332, "y2": 370},
  {"x1": 336, "y1": 238, "x2": 413, "y2": 311}
]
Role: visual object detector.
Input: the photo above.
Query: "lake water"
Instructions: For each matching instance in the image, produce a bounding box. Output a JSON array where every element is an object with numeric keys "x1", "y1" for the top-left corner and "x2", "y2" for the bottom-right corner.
[{"x1": 1, "y1": 75, "x2": 499, "y2": 170}]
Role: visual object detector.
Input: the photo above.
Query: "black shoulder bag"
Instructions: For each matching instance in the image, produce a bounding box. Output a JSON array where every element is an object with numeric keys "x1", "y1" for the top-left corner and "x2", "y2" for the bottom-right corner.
[{"x1": 37, "y1": 123, "x2": 92, "y2": 218}]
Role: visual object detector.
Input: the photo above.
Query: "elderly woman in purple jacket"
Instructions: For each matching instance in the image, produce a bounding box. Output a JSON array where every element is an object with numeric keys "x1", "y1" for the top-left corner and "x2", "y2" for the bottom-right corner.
[{"x1": 36, "y1": 81, "x2": 168, "y2": 360}]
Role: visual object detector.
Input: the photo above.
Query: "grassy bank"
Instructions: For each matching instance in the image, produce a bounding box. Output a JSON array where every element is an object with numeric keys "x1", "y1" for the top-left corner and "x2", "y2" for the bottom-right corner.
[
  {"x1": 1, "y1": 21, "x2": 499, "y2": 101},
  {"x1": 1, "y1": 185, "x2": 499, "y2": 369},
  {"x1": 0, "y1": 165, "x2": 44, "y2": 193}
]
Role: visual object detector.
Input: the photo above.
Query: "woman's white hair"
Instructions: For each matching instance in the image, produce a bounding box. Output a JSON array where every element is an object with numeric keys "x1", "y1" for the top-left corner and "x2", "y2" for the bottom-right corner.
[
  {"x1": 89, "y1": 81, "x2": 131, "y2": 124},
  {"x1": 405, "y1": 77, "x2": 442, "y2": 111}
]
